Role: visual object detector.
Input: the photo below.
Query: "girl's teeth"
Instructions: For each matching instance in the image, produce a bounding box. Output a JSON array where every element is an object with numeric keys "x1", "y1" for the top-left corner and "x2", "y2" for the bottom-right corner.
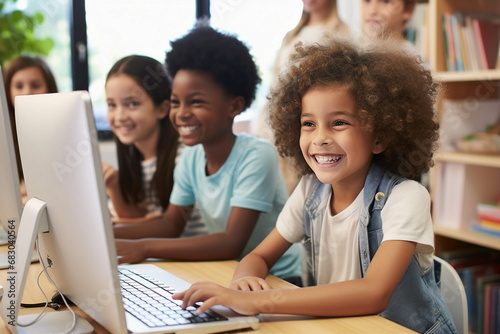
[{"x1": 315, "y1": 155, "x2": 341, "y2": 164}]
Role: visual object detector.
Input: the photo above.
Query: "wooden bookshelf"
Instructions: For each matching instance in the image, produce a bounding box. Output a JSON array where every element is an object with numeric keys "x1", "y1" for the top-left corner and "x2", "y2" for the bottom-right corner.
[
  {"x1": 435, "y1": 152, "x2": 500, "y2": 168},
  {"x1": 433, "y1": 224, "x2": 500, "y2": 251},
  {"x1": 427, "y1": 1, "x2": 500, "y2": 332},
  {"x1": 434, "y1": 69, "x2": 500, "y2": 82},
  {"x1": 429, "y1": 0, "x2": 500, "y2": 244}
]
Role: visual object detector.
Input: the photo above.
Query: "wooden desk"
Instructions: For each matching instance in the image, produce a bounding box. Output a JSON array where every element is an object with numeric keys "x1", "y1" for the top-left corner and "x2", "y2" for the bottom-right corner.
[{"x1": 0, "y1": 260, "x2": 417, "y2": 334}]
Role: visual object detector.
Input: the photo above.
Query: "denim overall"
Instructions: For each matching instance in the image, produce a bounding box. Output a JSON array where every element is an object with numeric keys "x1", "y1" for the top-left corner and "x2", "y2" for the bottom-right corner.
[{"x1": 303, "y1": 163, "x2": 458, "y2": 334}]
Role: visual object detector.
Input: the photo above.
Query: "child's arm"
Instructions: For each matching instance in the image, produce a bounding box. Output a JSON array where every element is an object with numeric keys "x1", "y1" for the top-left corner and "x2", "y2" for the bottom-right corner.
[
  {"x1": 111, "y1": 213, "x2": 162, "y2": 224},
  {"x1": 113, "y1": 203, "x2": 190, "y2": 239},
  {"x1": 115, "y1": 206, "x2": 261, "y2": 264},
  {"x1": 230, "y1": 228, "x2": 292, "y2": 291},
  {"x1": 174, "y1": 240, "x2": 416, "y2": 317},
  {"x1": 102, "y1": 162, "x2": 146, "y2": 218}
]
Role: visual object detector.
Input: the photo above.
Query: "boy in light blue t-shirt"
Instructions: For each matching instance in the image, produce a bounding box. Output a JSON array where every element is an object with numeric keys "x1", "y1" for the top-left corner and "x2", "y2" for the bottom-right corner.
[{"x1": 113, "y1": 23, "x2": 302, "y2": 283}]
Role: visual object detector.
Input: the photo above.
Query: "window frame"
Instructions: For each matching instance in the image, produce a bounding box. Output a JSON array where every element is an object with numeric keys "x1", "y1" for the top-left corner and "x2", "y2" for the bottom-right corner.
[{"x1": 71, "y1": 0, "x2": 210, "y2": 138}]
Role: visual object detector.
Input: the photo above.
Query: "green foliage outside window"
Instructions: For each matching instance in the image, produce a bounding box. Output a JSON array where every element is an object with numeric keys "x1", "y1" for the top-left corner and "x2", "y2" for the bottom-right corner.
[{"x1": 0, "y1": 0, "x2": 54, "y2": 66}]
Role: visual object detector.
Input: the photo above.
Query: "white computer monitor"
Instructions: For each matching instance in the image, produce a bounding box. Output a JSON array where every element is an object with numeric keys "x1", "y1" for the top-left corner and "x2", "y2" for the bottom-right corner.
[
  {"x1": 6, "y1": 90, "x2": 261, "y2": 334},
  {"x1": 0, "y1": 66, "x2": 23, "y2": 255},
  {"x1": 4, "y1": 91, "x2": 127, "y2": 333}
]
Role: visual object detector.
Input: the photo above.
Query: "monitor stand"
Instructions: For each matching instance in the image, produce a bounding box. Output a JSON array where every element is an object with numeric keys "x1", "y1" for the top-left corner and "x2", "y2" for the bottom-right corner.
[
  {"x1": 0, "y1": 219, "x2": 39, "y2": 270},
  {"x1": 1, "y1": 198, "x2": 93, "y2": 334},
  {"x1": 0, "y1": 227, "x2": 8, "y2": 245}
]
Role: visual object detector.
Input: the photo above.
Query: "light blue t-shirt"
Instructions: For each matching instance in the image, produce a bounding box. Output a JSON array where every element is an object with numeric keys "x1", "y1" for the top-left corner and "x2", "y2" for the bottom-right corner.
[{"x1": 170, "y1": 134, "x2": 302, "y2": 279}]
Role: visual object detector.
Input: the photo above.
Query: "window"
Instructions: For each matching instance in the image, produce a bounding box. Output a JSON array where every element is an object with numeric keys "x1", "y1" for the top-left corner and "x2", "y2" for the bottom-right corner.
[
  {"x1": 85, "y1": 0, "x2": 197, "y2": 132},
  {"x1": 9, "y1": 0, "x2": 72, "y2": 92},
  {"x1": 210, "y1": 0, "x2": 302, "y2": 122}
]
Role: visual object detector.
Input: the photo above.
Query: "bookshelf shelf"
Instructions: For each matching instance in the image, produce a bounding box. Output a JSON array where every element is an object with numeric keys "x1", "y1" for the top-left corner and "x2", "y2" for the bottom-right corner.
[
  {"x1": 435, "y1": 152, "x2": 500, "y2": 168},
  {"x1": 435, "y1": 69, "x2": 500, "y2": 82},
  {"x1": 433, "y1": 224, "x2": 500, "y2": 251}
]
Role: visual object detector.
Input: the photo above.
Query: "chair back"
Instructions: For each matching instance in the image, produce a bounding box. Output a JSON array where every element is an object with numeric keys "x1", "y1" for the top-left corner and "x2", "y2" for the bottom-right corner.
[{"x1": 434, "y1": 256, "x2": 468, "y2": 334}]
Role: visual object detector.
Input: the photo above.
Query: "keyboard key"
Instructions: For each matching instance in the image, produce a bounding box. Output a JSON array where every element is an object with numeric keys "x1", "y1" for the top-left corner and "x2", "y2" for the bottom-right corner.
[{"x1": 118, "y1": 268, "x2": 227, "y2": 328}]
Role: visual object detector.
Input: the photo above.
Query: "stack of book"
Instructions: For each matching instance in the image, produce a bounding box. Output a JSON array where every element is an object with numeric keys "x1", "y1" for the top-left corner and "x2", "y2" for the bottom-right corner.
[
  {"x1": 437, "y1": 248, "x2": 500, "y2": 333},
  {"x1": 442, "y1": 12, "x2": 500, "y2": 71},
  {"x1": 473, "y1": 202, "x2": 500, "y2": 237}
]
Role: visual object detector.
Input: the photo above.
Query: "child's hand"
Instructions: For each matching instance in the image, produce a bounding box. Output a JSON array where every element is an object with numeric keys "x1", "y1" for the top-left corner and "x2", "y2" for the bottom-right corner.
[
  {"x1": 115, "y1": 239, "x2": 147, "y2": 263},
  {"x1": 172, "y1": 281, "x2": 261, "y2": 316},
  {"x1": 102, "y1": 162, "x2": 119, "y2": 188},
  {"x1": 229, "y1": 276, "x2": 272, "y2": 291}
]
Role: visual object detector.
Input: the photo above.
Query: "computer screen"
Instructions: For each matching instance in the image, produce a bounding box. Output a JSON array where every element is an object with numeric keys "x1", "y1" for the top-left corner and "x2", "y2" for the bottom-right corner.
[
  {"x1": 11, "y1": 91, "x2": 128, "y2": 333},
  {"x1": 0, "y1": 66, "x2": 22, "y2": 249}
]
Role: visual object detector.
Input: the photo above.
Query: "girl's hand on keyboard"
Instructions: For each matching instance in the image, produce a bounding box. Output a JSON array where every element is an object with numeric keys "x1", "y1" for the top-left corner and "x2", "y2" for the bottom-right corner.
[
  {"x1": 116, "y1": 239, "x2": 147, "y2": 263},
  {"x1": 229, "y1": 276, "x2": 272, "y2": 291},
  {"x1": 172, "y1": 281, "x2": 262, "y2": 316}
]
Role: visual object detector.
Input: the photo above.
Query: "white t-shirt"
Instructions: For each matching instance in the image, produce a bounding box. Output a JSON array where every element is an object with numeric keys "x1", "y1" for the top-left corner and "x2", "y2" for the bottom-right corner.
[
  {"x1": 317, "y1": 190, "x2": 363, "y2": 285},
  {"x1": 141, "y1": 156, "x2": 161, "y2": 214},
  {"x1": 277, "y1": 174, "x2": 435, "y2": 285}
]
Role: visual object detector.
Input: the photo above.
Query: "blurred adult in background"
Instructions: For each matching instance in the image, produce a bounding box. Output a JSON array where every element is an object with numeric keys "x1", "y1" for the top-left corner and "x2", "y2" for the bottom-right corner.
[{"x1": 252, "y1": 0, "x2": 349, "y2": 195}]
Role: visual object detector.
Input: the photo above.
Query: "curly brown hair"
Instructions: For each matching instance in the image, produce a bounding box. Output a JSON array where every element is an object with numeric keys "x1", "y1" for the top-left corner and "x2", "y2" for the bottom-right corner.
[{"x1": 269, "y1": 37, "x2": 439, "y2": 180}]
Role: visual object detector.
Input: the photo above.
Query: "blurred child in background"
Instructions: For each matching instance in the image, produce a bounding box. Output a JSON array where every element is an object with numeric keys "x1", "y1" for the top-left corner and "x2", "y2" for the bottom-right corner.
[{"x1": 3, "y1": 55, "x2": 58, "y2": 202}]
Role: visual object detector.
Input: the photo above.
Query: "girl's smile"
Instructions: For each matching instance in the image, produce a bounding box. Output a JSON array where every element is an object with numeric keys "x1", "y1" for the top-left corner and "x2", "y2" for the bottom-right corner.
[
  {"x1": 114, "y1": 123, "x2": 135, "y2": 135},
  {"x1": 312, "y1": 154, "x2": 344, "y2": 166},
  {"x1": 300, "y1": 86, "x2": 385, "y2": 192},
  {"x1": 106, "y1": 74, "x2": 168, "y2": 158}
]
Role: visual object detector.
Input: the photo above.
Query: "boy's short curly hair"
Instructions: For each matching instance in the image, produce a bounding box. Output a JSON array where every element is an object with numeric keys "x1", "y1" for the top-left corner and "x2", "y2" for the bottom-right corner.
[
  {"x1": 165, "y1": 23, "x2": 261, "y2": 111},
  {"x1": 269, "y1": 37, "x2": 439, "y2": 180}
]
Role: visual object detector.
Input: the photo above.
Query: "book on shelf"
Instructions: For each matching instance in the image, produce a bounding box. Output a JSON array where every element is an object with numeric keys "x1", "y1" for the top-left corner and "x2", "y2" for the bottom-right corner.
[
  {"x1": 473, "y1": 202, "x2": 500, "y2": 237},
  {"x1": 457, "y1": 16, "x2": 470, "y2": 71},
  {"x1": 464, "y1": 15, "x2": 482, "y2": 71},
  {"x1": 472, "y1": 223, "x2": 500, "y2": 238},
  {"x1": 484, "y1": 282, "x2": 500, "y2": 334},
  {"x1": 476, "y1": 274, "x2": 500, "y2": 334},
  {"x1": 456, "y1": 263, "x2": 500, "y2": 332},
  {"x1": 472, "y1": 17, "x2": 500, "y2": 70},
  {"x1": 494, "y1": 285, "x2": 500, "y2": 333},
  {"x1": 478, "y1": 202, "x2": 500, "y2": 223},
  {"x1": 450, "y1": 13, "x2": 465, "y2": 71},
  {"x1": 443, "y1": 12, "x2": 457, "y2": 71},
  {"x1": 442, "y1": 12, "x2": 500, "y2": 71}
]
